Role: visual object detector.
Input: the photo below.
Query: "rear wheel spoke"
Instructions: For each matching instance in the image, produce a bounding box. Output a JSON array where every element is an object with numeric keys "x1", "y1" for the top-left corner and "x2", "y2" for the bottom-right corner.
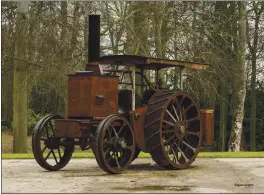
[
  {"x1": 172, "y1": 105, "x2": 180, "y2": 121},
  {"x1": 57, "y1": 147, "x2": 62, "y2": 159},
  {"x1": 185, "y1": 131, "x2": 200, "y2": 137},
  {"x1": 177, "y1": 146, "x2": 189, "y2": 162},
  {"x1": 183, "y1": 103, "x2": 194, "y2": 114},
  {"x1": 186, "y1": 116, "x2": 198, "y2": 124},
  {"x1": 163, "y1": 119, "x2": 175, "y2": 127},
  {"x1": 176, "y1": 96, "x2": 186, "y2": 112},
  {"x1": 171, "y1": 146, "x2": 178, "y2": 163},
  {"x1": 42, "y1": 145, "x2": 47, "y2": 153},
  {"x1": 164, "y1": 136, "x2": 175, "y2": 145},
  {"x1": 49, "y1": 121, "x2": 55, "y2": 136},
  {"x1": 183, "y1": 140, "x2": 196, "y2": 152},
  {"x1": 166, "y1": 110, "x2": 177, "y2": 123},
  {"x1": 162, "y1": 129, "x2": 174, "y2": 134},
  {"x1": 45, "y1": 125, "x2": 49, "y2": 138}
]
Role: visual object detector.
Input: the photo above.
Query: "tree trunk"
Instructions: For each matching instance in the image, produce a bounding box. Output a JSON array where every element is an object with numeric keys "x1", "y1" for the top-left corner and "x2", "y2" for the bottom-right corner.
[
  {"x1": 60, "y1": 1, "x2": 68, "y2": 117},
  {"x1": 228, "y1": 2, "x2": 247, "y2": 152},
  {"x1": 213, "y1": 2, "x2": 229, "y2": 151},
  {"x1": 13, "y1": 2, "x2": 29, "y2": 153},
  {"x1": 249, "y1": 2, "x2": 262, "y2": 151},
  {"x1": 219, "y1": 80, "x2": 228, "y2": 151}
]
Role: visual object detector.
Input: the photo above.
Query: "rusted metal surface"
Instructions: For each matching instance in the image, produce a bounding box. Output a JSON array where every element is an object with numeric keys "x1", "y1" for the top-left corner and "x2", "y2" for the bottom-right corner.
[
  {"x1": 99, "y1": 55, "x2": 208, "y2": 70},
  {"x1": 131, "y1": 106, "x2": 148, "y2": 152},
  {"x1": 54, "y1": 119, "x2": 101, "y2": 138},
  {"x1": 68, "y1": 74, "x2": 119, "y2": 118},
  {"x1": 55, "y1": 119, "x2": 82, "y2": 138},
  {"x1": 144, "y1": 90, "x2": 202, "y2": 169},
  {"x1": 200, "y1": 109, "x2": 214, "y2": 145}
]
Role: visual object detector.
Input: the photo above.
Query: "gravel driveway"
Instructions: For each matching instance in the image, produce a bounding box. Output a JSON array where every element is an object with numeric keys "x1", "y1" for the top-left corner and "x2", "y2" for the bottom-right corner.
[{"x1": 2, "y1": 158, "x2": 264, "y2": 193}]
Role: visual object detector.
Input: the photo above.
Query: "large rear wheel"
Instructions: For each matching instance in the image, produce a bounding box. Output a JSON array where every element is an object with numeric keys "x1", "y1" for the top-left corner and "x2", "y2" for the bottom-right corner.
[{"x1": 144, "y1": 91, "x2": 202, "y2": 169}]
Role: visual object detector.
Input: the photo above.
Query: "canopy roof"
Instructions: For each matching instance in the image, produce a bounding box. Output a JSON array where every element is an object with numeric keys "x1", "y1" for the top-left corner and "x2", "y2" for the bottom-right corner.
[{"x1": 98, "y1": 55, "x2": 208, "y2": 70}]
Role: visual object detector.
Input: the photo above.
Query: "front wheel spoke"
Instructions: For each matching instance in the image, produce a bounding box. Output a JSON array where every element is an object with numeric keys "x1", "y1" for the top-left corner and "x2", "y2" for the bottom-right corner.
[
  {"x1": 52, "y1": 150, "x2": 58, "y2": 164},
  {"x1": 163, "y1": 119, "x2": 175, "y2": 127},
  {"x1": 44, "y1": 150, "x2": 52, "y2": 160},
  {"x1": 107, "y1": 127, "x2": 112, "y2": 139},
  {"x1": 117, "y1": 123, "x2": 126, "y2": 136},
  {"x1": 114, "y1": 154, "x2": 120, "y2": 168},
  {"x1": 166, "y1": 110, "x2": 177, "y2": 123},
  {"x1": 177, "y1": 146, "x2": 189, "y2": 162},
  {"x1": 183, "y1": 140, "x2": 196, "y2": 152},
  {"x1": 112, "y1": 126, "x2": 119, "y2": 137}
]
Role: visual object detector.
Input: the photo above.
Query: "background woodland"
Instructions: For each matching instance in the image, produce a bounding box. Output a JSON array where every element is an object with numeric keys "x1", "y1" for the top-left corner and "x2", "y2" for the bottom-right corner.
[{"x1": 1, "y1": 1, "x2": 264, "y2": 152}]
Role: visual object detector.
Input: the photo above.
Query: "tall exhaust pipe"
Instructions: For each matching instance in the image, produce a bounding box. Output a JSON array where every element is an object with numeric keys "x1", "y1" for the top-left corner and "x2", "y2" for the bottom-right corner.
[{"x1": 88, "y1": 15, "x2": 100, "y2": 63}]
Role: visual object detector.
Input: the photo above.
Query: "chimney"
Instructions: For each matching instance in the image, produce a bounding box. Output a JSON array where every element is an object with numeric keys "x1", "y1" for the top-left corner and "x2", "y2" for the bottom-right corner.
[{"x1": 88, "y1": 15, "x2": 100, "y2": 63}]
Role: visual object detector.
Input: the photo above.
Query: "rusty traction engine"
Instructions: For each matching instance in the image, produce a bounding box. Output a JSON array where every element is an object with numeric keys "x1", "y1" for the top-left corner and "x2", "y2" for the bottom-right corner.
[{"x1": 32, "y1": 15, "x2": 214, "y2": 174}]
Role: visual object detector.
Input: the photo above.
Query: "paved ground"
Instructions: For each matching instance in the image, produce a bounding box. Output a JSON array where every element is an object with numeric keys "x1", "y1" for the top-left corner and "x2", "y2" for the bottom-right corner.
[{"x1": 2, "y1": 158, "x2": 264, "y2": 193}]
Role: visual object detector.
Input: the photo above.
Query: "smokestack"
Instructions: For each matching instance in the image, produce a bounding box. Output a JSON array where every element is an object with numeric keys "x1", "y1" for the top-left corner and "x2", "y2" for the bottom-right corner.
[{"x1": 88, "y1": 15, "x2": 100, "y2": 63}]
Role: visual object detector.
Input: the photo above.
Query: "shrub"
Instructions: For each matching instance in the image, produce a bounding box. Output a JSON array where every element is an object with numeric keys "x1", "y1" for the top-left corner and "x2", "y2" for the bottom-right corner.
[{"x1": 27, "y1": 109, "x2": 44, "y2": 135}]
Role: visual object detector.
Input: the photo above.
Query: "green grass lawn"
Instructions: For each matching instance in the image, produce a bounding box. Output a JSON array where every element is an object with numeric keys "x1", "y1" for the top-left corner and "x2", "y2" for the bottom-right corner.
[
  {"x1": 2, "y1": 151, "x2": 264, "y2": 159},
  {"x1": 2, "y1": 132, "x2": 264, "y2": 159}
]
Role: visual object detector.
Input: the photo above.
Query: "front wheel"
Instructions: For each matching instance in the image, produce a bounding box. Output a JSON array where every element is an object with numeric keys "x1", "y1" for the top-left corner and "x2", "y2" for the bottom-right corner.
[
  {"x1": 94, "y1": 115, "x2": 136, "y2": 174},
  {"x1": 32, "y1": 114, "x2": 74, "y2": 171}
]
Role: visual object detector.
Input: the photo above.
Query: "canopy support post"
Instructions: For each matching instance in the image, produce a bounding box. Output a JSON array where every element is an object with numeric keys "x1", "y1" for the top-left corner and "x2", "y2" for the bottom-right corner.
[{"x1": 131, "y1": 66, "x2": 136, "y2": 111}]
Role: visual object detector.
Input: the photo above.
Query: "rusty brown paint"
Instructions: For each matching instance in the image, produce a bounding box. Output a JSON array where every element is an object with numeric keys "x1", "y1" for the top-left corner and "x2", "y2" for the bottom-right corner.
[
  {"x1": 68, "y1": 74, "x2": 119, "y2": 118},
  {"x1": 200, "y1": 109, "x2": 214, "y2": 145},
  {"x1": 131, "y1": 106, "x2": 148, "y2": 152},
  {"x1": 55, "y1": 119, "x2": 82, "y2": 138}
]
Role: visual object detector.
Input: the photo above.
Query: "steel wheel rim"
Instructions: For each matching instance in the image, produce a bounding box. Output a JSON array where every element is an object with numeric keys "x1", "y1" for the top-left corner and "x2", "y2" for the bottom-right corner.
[
  {"x1": 160, "y1": 92, "x2": 202, "y2": 168},
  {"x1": 98, "y1": 116, "x2": 135, "y2": 173}
]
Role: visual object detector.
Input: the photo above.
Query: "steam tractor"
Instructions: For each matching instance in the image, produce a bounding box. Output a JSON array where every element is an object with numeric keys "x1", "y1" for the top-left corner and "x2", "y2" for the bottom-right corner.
[{"x1": 32, "y1": 15, "x2": 214, "y2": 174}]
